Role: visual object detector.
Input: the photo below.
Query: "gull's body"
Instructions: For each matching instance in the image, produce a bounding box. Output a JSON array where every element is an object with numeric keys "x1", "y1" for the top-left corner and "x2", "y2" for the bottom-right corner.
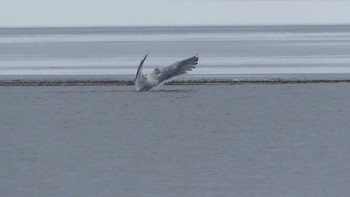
[{"x1": 135, "y1": 54, "x2": 199, "y2": 91}]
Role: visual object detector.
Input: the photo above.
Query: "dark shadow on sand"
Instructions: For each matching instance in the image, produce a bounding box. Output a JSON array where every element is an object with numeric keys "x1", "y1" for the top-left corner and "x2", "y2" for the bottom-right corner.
[
  {"x1": 149, "y1": 89, "x2": 196, "y2": 93},
  {"x1": 53, "y1": 87, "x2": 196, "y2": 94}
]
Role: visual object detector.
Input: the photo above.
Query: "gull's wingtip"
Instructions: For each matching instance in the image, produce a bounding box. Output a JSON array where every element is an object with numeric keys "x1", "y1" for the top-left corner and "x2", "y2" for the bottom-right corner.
[
  {"x1": 194, "y1": 53, "x2": 199, "y2": 62},
  {"x1": 144, "y1": 52, "x2": 149, "y2": 60}
]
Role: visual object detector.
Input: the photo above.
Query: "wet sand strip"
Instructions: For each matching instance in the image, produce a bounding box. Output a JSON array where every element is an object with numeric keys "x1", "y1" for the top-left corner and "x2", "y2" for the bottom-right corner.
[{"x1": 1, "y1": 78, "x2": 350, "y2": 86}]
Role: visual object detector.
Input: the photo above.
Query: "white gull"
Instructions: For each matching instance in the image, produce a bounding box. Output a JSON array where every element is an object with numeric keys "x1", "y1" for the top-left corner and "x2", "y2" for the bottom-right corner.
[{"x1": 135, "y1": 54, "x2": 199, "y2": 91}]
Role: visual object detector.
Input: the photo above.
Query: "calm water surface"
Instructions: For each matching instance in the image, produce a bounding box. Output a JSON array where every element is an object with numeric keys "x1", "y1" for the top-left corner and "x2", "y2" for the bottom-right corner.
[{"x1": 1, "y1": 25, "x2": 350, "y2": 78}]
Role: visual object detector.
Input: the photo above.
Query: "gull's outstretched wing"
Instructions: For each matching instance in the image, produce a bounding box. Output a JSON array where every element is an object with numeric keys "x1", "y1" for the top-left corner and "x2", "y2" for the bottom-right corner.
[
  {"x1": 158, "y1": 55, "x2": 198, "y2": 84},
  {"x1": 135, "y1": 53, "x2": 149, "y2": 91},
  {"x1": 135, "y1": 53, "x2": 148, "y2": 81}
]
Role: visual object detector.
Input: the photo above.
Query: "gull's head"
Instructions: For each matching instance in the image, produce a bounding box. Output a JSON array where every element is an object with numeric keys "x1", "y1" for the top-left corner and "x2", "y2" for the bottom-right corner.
[{"x1": 154, "y1": 67, "x2": 161, "y2": 75}]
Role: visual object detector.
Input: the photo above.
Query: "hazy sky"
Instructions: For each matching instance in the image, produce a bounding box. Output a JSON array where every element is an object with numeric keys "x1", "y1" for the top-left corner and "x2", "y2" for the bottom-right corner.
[{"x1": 1, "y1": 0, "x2": 350, "y2": 27}]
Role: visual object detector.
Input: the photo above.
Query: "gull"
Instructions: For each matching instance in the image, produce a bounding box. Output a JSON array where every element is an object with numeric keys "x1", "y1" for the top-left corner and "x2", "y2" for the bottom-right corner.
[{"x1": 135, "y1": 54, "x2": 199, "y2": 91}]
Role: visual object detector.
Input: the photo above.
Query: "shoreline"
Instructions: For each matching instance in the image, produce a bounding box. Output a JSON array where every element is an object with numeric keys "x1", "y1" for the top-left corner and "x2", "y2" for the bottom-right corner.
[
  {"x1": 1, "y1": 24, "x2": 350, "y2": 31},
  {"x1": 2, "y1": 78, "x2": 350, "y2": 86}
]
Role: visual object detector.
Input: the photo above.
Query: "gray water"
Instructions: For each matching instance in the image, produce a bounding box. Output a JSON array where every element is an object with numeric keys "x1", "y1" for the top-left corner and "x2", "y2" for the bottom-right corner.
[
  {"x1": 1, "y1": 84, "x2": 350, "y2": 196},
  {"x1": 1, "y1": 25, "x2": 350, "y2": 79}
]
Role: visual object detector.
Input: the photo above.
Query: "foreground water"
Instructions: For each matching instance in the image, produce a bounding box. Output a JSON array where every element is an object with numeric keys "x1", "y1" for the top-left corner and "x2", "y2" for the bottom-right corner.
[
  {"x1": 1, "y1": 25, "x2": 350, "y2": 79},
  {"x1": 1, "y1": 84, "x2": 350, "y2": 196}
]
